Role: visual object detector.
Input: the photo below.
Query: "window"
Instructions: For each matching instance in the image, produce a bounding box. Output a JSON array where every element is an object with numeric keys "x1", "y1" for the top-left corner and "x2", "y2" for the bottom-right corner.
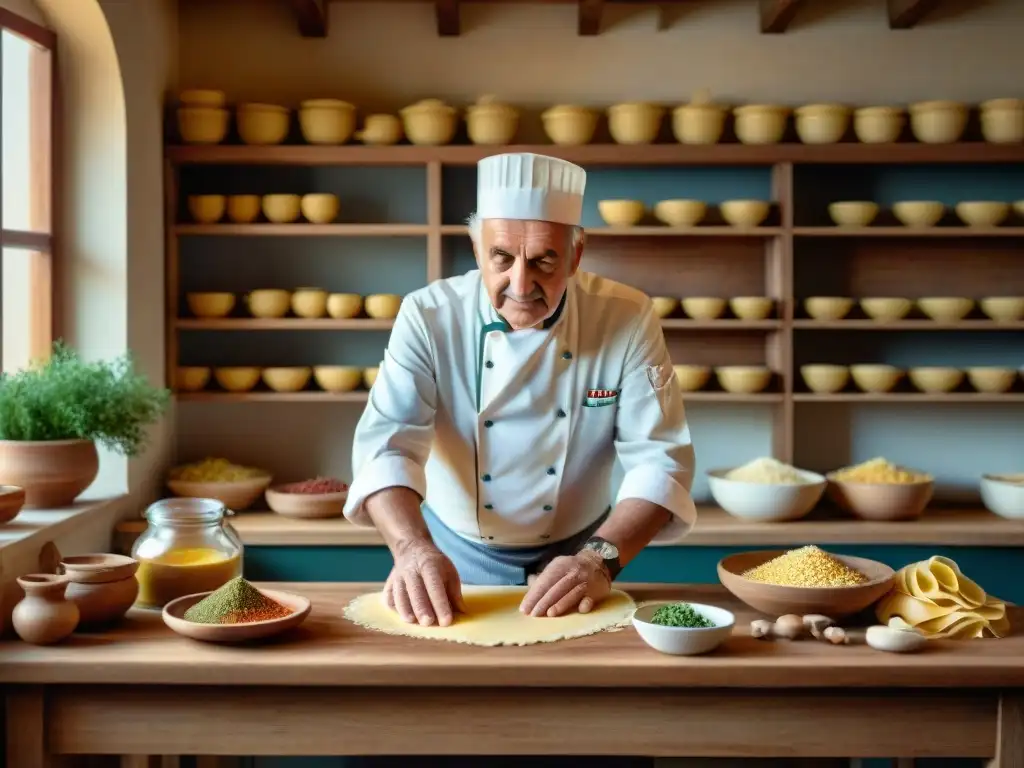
[{"x1": 1, "y1": 9, "x2": 56, "y2": 373}]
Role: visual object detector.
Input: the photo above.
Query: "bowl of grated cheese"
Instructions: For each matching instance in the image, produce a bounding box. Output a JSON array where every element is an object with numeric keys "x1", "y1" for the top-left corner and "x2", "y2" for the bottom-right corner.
[
  {"x1": 707, "y1": 458, "x2": 826, "y2": 522},
  {"x1": 826, "y1": 457, "x2": 933, "y2": 521}
]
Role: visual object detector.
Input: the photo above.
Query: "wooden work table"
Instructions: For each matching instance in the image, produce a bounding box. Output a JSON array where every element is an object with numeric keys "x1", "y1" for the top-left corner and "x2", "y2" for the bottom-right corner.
[{"x1": 2, "y1": 583, "x2": 1023, "y2": 765}]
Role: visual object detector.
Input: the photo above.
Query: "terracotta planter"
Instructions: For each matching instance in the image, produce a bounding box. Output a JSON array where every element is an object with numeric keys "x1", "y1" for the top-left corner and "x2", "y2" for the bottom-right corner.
[{"x1": 0, "y1": 439, "x2": 100, "y2": 509}]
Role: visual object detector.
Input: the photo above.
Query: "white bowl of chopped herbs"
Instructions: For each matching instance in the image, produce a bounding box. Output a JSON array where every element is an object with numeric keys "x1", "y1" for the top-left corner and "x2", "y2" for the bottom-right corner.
[{"x1": 632, "y1": 601, "x2": 735, "y2": 656}]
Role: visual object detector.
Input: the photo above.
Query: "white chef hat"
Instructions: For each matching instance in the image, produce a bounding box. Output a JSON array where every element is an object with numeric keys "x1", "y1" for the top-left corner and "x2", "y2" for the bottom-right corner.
[{"x1": 476, "y1": 152, "x2": 587, "y2": 227}]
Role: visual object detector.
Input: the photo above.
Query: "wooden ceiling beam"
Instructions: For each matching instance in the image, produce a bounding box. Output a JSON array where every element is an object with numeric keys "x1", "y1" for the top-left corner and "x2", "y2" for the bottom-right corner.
[
  {"x1": 288, "y1": 0, "x2": 328, "y2": 38},
  {"x1": 759, "y1": 0, "x2": 804, "y2": 34},
  {"x1": 578, "y1": 0, "x2": 603, "y2": 36},
  {"x1": 887, "y1": 0, "x2": 941, "y2": 29},
  {"x1": 436, "y1": 0, "x2": 460, "y2": 36}
]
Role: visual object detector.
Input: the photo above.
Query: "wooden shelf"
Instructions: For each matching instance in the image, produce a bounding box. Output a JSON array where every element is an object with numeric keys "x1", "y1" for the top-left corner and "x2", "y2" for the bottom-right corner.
[
  {"x1": 441, "y1": 224, "x2": 784, "y2": 237},
  {"x1": 112, "y1": 506, "x2": 1024, "y2": 550},
  {"x1": 165, "y1": 142, "x2": 1024, "y2": 168},
  {"x1": 176, "y1": 319, "x2": 394, "y2": 331},
  {"x1": 793, "y1": 320, "x2": 1024, "y2": 330},
  {"x1": 174, "y1": 391, "x2": 783, "y2": 404},
  {"x1": 794, "y1": 393, "x2": 1024, "y2": 403},
  {"x1": 175, "y1": 224, "x2": 430, "y2": 236},
  {"x1": 795, "y1": 227, "x2": 1024, "y2": 238},
  {"x1": 661, "y1": 320, "x2": 781, "y2": 330}
]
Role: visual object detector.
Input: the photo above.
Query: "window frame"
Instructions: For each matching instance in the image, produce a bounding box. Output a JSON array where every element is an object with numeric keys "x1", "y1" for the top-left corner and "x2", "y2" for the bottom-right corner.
[{"x1": 0, "y1": 7, "x2": 58, "y2": 370}]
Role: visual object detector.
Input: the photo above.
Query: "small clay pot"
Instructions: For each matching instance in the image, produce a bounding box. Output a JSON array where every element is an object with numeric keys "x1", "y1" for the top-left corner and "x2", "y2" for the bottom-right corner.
[
  {"x1": 0, "y1": 485, "x2": 25, "y2": 523},
  {"x1": 12, "y1": 573, "x2": 80, "y2": 644},
  {"x1": 59, "y1": 553, "x2": 140, "y2": 628}
]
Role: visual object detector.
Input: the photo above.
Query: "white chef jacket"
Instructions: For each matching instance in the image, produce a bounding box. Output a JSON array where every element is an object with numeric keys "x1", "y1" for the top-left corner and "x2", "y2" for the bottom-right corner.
[{"x1": 343, "y1": 269, "x2": 697, "y2": 548}]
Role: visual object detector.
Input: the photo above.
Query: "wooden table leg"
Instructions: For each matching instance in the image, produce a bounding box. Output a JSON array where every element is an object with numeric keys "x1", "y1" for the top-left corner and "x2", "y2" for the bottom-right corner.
[
  {"x1": 994, "y1": 693, "x2": 1024, "y2": 768},
  {"x1": 6, "y1": 686, "x2": 81, "y2": 768}
]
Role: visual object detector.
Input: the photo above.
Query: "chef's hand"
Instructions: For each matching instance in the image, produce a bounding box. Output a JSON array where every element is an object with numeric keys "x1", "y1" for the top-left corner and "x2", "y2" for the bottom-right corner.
[
  {"x1": 520, "y1": 550, "x2": 611, "y2": 617},
  {"x1": 384, "y1": 540, "x2": 465, "y2": 627}
]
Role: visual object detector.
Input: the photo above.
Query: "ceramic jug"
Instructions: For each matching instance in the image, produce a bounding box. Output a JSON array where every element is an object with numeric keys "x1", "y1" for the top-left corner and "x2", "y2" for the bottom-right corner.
[{"x1": 12, "y1": 573, "x2": 80, "y2": 644}]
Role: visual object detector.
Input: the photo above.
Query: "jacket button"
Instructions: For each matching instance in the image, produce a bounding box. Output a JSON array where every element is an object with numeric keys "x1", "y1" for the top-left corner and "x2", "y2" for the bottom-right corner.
[
  {"x1": 546, "y1": 467, "x2": 556, "y2": 476},
  {"x1": 482, "y1": 473, "x2": 492, "y2": 482},
  {"x1": 562, "y1": 351, "x2": 572, "y2": 360},
  {"x1": 485, "y1": 360, "x2": 494, "y2": 369},
  {"x1": 543, "y1": 505, "x2": 553, "y2": 511},
  {"x1": 487, "y1": 536, "x2": 495, "y2": 540},
  {"x1": 484, "y1": 420, "x2": 494, "y2": 428},
  {"x1": 484, "y1": 504, "x2": 493, "y2": 510},
  {"x1": 556, "y1": 409, "x2": 566, "y2": 418}
]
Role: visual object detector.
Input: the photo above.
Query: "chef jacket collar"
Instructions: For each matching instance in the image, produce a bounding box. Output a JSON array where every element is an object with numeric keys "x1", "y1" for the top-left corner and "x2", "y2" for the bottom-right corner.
[{"x1": 478, "y1": 278, "x2": 569, "y2": 333}]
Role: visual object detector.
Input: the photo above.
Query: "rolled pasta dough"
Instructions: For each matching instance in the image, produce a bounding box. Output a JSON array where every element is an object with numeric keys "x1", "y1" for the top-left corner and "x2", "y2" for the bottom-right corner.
[{"x1": 344, "y1": 585, "x2": 636, "y2": 646}]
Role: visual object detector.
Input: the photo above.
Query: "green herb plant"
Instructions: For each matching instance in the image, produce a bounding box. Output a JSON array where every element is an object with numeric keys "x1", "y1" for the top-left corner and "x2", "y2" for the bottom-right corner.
[
  {"x1": 649, "y1": 602, "x2": 715, "y2": 628},
  {"x1": 0, "y1": 341, "x2": 170, "y2": 455}
]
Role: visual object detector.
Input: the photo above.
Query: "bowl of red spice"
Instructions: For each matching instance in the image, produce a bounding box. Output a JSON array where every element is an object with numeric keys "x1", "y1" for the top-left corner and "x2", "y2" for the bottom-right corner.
[
  {"x1": 265, "y1": 476, "x2": 348, "y2": 519},
  {"x1": 162, "y1": 576, "x2": 311, "y2": 643}
]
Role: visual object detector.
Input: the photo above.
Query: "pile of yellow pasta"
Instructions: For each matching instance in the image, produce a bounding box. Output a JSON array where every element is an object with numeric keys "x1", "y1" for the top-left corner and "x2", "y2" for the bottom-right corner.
[
  {"x1": 875, "y1": 556, "x2": 1010, "y2": 639},
  {"x1": 831, "y1": 457, "x2": 931, "y2": 484}
]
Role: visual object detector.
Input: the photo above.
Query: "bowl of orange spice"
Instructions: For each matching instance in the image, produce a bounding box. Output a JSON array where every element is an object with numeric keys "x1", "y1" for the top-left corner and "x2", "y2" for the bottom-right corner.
[{"x1": 265, "y1": 476, "x2": 348, "y2": 520}]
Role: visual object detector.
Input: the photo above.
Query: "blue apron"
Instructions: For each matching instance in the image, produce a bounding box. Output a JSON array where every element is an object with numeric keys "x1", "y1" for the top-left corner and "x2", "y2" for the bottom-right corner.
[{"x1": 422, "y1": 503, "x2": 605, "y2": 586}]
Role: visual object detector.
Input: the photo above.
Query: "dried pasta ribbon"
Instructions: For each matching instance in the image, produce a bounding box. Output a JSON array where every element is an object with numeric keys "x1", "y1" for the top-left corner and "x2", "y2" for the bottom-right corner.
[{"x1": 876, "y1": 555, "x2": 1010, "y2": 639}]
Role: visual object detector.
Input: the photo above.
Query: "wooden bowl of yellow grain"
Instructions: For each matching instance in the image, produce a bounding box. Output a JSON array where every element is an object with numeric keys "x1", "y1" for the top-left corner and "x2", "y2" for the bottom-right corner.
[{"x1": 717, "y1": 549, "x2": 895, "y2": 618}]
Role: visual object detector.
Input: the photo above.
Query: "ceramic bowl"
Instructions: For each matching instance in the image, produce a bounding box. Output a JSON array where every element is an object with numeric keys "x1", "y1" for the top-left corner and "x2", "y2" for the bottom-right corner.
[
  {"x1": 980, "y1": 474, "x2": 1024, "y2": 519},
  {"x1": 291, "y1": 288, "x2": 328, "y2": 319},
  {"x1": 908, "y1": 100, "x2": 968, "y2": 144},
  {"x1": 893, "y1": 201, "x2": 944, "y2": 228},
  {"x1": 853, "y1": 106, "x2": 905, "y2": 144},
  {"x1": 313, "y1": 366, "x2": 363, "y2": 393},
  {"x1": 327, "y1": 293, "x2": 363, "y2": 319},
  {"x1": 237, "y1": 103, "x2": 290, "y2": 146},
  {"x1": 300, "y1": 193, "x2": 340, "y2": 224},
  {"x1": 186, "y1": 292, "x2": 235, "y2": 319},
  {"x1": 795, "y1": 103, "x2": 850, "y2": 144},
  {"x1": 917, "y1": 297, "x2": 974, "y2": 322},
  {"x1": 365, "y1": 294, "x2": 402, "y2": 319},
  {"x1": 681, "y1": 297, "x2": 726, "y2": 321},
  {"x1": 265, "y1": 486, "x2": 347, "y2": 519},
  {"x1": 966, "y1": 367, "x2": 1017, "y2": 394},
  {"x1": 363, "y1": 367, "x2": 379, "y2": 389},
  {"x1": 826, "y1": 474, "x2": 934, "y2": 521},
  {"x1": 262, "y1": 194, "x2": 302, "y2": 224},
  {"x1": 653, "y1": 199, "x2": 706, "y2": 227},
  {"x1": 955, "y1": 201, "x2": 1009, "y2": 228},
  {"x1": 400, "y1": 100, "x2": 458, "y2": 146},
  {"x1": 177, "y1": 107, "x2": 229, "y2": 145},
  {"x1": 0, "y1": 485, "x2": 25, "y2": 524},
  {"x1": 804, "y1": 296, "x2": 853, "y2": 321},
  {"x1": 715, "y1": 366, "x2": 772, "y2": 394},
  {"x1": 673, "y1": 365, "x2": 711, "y2": 392},
  {"x1": 706, "y1": 468, "x2": 826, "y2": 522},
  {"x1": 672, "y1": 102, "x2": 727, "y2": 145},
  {"x1": 980, "y1": 98, "x2": 1024, "y2": 144},
  {"x1": 720, "y1": 200, "x2": 770, "y2": 228},
  {"x1": 262, "y1": 367, "x2": 312, "y2": 393},
  {"x1": 466, "y1": 100, "x2": 520, "y2": 146},
  {"x1": 909, "y1": 366, "x2": 963, "y2": 394},
  {"x1": 860, "y1": 297, "x2": 912, "y2": 322},
  {"x1": 179, "y1": 89, "x2": 226, "y2": 108},
  {"x1": 298, "y1": 99, "x2": 357, "y2": 145},
  {"x1": 245, "y1": 289, "x2": 291, "y2": 319},
  {"x1": 607, "y1": 102, "x2": 665, "y2": 145},
  {"x1": 979, "y1": 297, "x2": 1024, "y2": 322},
  {"x1": 163, "y1": 588, "x2": 311, "y2": 643},
  {"x1": 828, "y1": 201, "x2": 879, "y2": 228},
  {"x1": 356, "y1": 114, "x2": 403, "y2": 146},
  {"x1": 717, "y1": 550, "x2": 896, "y2": 618},
  {"x1": 598, "y1": 200, "x2": 645, "y2": 227},
  {"x1": 800, "y1": 364, "x2": 850, "y2": 394},
  {"x1": 175, "y1": 366, "x2": 211, "y2": 392},
  {"x1": 187, "y1": 195, "x2": 226, "y2": 224},
  {"x1": 632, "y1": 601, "x2": 734, "y2": 656},
  {"x1": 214, "y1": 367, "x2": 261, "y2": 393},
  {"x1": 60, "y1": 553, "x2": 139, "y2": 627},
  {"x1": 541, "y1": 105, "x2": 599, "y2": 146},
  {"x1": 733, "y1": 104, "x2": 789, "y2": 145},
  {"x1": 850, "y1": 364, "x2": 903, "y2": 393},
  {"x1": 651, "y1": 297, "x2": 679, "y2": 318},
  {"x1": 226, "y1": 195, "x2": 261, "y2": 224},
  {"x1": 166, "y1": 474, "x2": 272, "y2": 511},
  {"x1": 729, "y1": 297, "x2": 773, "y2": 321}
]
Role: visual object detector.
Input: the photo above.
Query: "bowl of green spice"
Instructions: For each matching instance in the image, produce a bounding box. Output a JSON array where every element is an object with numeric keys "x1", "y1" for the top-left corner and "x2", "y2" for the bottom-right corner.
[{"x1": 632, "y1": 601, "x2": 735, "y2": 656}]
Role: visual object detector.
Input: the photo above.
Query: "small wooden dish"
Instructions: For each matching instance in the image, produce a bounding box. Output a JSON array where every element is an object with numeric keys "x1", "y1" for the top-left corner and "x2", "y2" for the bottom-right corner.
[
  {"x1": 162, "y1": 588, "x2": 311, "y2": 643},
  {"x1": 717, "y1": 550, "x2": 895, "y2": 618},
  {"x1": 0, "y1": 485, "x2": 26, "y2": 524},
  {"x1": 166, "y1": 474, "x2": 272, "y2": 510},
  {"x1": 265, "y1": 486, "x2": 347, "y2": 519}
]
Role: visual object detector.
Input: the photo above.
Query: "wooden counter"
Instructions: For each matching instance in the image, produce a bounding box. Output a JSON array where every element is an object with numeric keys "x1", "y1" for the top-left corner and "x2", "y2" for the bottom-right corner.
[{"x1": 3, "y1": 583, "x2": 1023, "y2": 764}]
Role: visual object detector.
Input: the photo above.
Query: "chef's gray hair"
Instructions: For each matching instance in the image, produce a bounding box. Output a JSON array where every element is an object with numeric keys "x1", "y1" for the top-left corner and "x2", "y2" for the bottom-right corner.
[{"x1": 466, "y1": 212, "x2": 584, "y2": 252}]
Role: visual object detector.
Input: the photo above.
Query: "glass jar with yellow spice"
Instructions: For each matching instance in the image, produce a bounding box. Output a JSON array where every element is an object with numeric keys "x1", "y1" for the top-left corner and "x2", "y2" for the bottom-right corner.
[{"x1": 131, "y1": 498, "x2": 243, "y2": 609}]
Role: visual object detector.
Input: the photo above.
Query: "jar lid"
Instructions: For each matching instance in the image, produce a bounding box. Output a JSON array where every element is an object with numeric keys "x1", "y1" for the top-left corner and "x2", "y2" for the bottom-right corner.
[{"x1": 145, "y1": 497, "x2": 227, "y2": 526}]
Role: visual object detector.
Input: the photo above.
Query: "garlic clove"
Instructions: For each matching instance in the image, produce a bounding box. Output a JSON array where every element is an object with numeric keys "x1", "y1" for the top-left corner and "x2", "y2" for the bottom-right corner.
[
  {"x1": 750, "y1": 619, "x2": 774, "y2": 639},
  {"x1": 866, "y1": 624, "x2": 927, "y2": 653},
  {"x1": 823, "y1": 626, "x2": 848, "y2": 645}
]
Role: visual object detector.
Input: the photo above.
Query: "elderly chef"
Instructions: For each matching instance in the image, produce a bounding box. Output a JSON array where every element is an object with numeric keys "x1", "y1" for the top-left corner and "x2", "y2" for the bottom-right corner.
[{"x1": 343, "y1": 152, "x2": 696, "y2": 628}]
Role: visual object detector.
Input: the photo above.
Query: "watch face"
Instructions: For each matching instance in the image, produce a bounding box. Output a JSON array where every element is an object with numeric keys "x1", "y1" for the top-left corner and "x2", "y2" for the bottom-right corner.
[{"x1": 590, "y1": 539, "x2": 618, "y2": 559}]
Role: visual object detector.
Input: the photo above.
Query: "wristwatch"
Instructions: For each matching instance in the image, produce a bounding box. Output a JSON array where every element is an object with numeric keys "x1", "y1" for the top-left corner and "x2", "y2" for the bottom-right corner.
[{"x1": 580, "y1": 536, "x2": 622, "y2": 580}]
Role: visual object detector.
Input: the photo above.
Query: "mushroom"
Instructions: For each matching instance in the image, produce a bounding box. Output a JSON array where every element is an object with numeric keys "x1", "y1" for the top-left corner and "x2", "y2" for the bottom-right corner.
[
  {"x1": 772, "y1": 613, "x2": 805, "y2": 640},
  {"x1": 803, "y1": 614, "x2": 836, "y2": 640},
  {"x1": 750, "y1": 619, "x2": 774, "y2": 639},
  {"x1": 823, "y1": 626, "x2": 848, "y2": 645}
]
